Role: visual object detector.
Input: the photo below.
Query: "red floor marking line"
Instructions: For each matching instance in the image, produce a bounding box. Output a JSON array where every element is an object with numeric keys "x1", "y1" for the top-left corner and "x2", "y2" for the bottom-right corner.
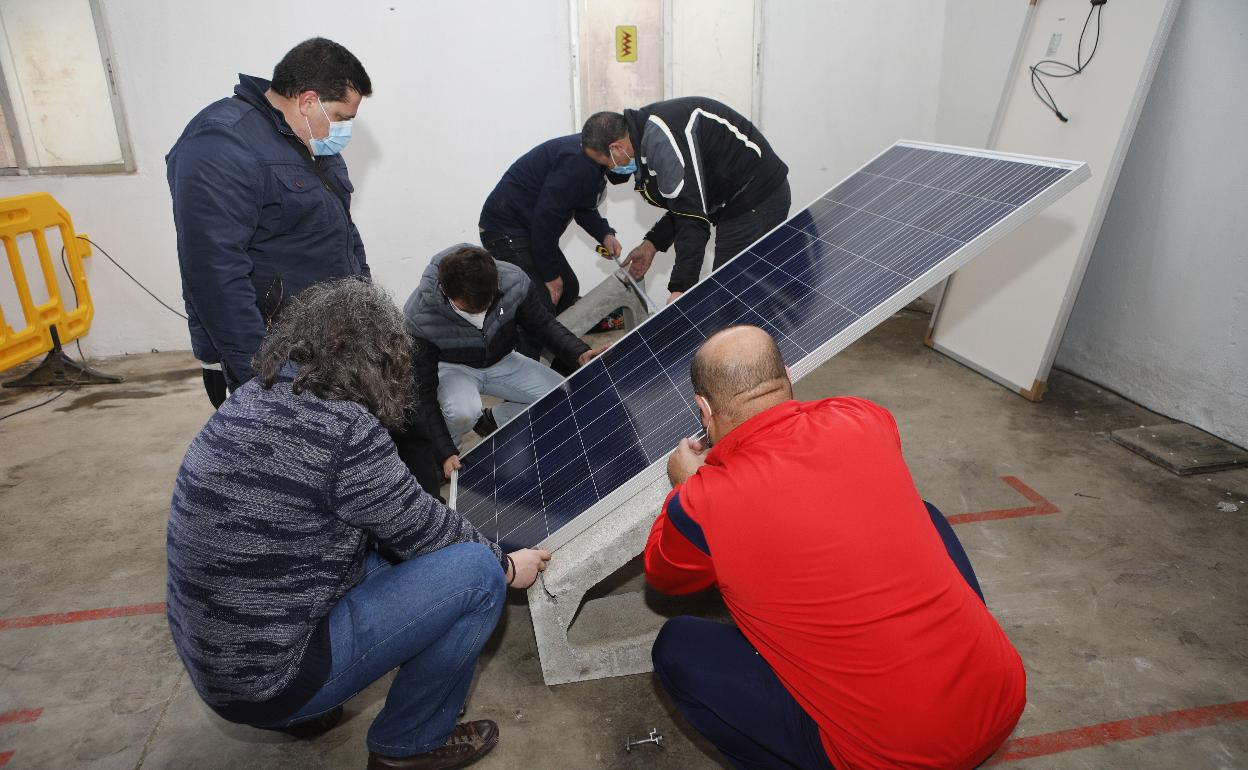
[
  {"x1": 0, "y1": 709, "x2": 41, "y2": 726},
  {"x1": 0, "y1": 708, "x2": 39, "y2": 769},
  {"x1": 986, "y1": 700, "x2": 1248, "y2": 764},
  {"x1": 947, "y1": 476, "x2": 1059, "y2": 525},
  {"x1": 0, "y1": 602, "x2": 166, "y2": 631}
]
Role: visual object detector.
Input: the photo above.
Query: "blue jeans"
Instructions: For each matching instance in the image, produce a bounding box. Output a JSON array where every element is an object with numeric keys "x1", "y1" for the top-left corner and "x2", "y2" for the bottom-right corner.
[
  {"x1": 261, "y1": 542, "x2": 505, "y2": 757},
  {"x1": 438, "y1": 352, "x2": 565, "y2": 447},
  {"x1": 652, "y1": 502, "x2": 983, "y2": 769}
]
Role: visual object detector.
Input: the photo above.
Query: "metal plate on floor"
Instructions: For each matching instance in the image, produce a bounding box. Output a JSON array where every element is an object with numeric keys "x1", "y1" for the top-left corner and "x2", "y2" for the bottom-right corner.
[{"x1": 1110, "y1": 423, "x2": 1248, "y2": 475}]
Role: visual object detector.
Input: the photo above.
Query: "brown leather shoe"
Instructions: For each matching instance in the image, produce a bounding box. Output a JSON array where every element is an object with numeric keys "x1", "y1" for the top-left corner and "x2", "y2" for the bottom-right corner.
[{"x1": 366, "y1": 720, "x2": 499, "y2": 770}]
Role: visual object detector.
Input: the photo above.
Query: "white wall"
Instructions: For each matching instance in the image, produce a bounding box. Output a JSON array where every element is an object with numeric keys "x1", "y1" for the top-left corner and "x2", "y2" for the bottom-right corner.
[
  {"x1": 669, "y1": 0, "x2": 757, "y2": 120},
  {"x1": 932, "y1": 0, "x2": 1029, "y2": 149},
  {"x1": 1055, "y1": 0, "x2": 1248, "y2": 448},
  {"x1": 0, "y1": 0, "x2": 580, "y2": 360},
  {"x1": 758, "y1": 1, "x2": 947, "y2": 210}
]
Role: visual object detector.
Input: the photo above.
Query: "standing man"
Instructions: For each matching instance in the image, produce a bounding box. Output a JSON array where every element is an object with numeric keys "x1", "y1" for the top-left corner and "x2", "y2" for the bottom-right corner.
[
  {"x1": 402, "y1": 245, "x2": 605, "y2": 483},
  {"x1": 581, "y1": 97, "x2": 790, "y2": 304},
  {"x1": 479, "y1": 134, "x2": 625, "y2": 369},
  {"x1": 646, "y1": 326, "x2": 1026, "y2": 769},
  {"x1": 167, "y1": 38, "x2": 372, "y2": 405}
]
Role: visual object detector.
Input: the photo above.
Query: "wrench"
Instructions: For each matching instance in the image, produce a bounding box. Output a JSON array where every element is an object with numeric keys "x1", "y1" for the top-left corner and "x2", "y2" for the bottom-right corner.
[
  {"x1": 624, "y1": 728, "x2": 665, "y2": 752},
  {"x1": 597, "y1": 244, "x2": 660, "y2": 315}
]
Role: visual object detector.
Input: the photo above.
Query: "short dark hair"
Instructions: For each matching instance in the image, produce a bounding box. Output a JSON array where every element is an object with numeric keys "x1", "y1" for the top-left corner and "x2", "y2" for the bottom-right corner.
[
  {"x1": 253, "y1": 278, "x2": 413, "y2": 429},
  {"x1": 438, "y1": 246, "x2": 499, "y2": 313},
  {"x1": 270, "y1": 37, "x2": 372, "y2": 102},
  {"x1": 581, "y1": 111, "x2": 628, "y2": 154},
  {"x1": 690, "y1": 325, "x2": 788, "y2": 409}
]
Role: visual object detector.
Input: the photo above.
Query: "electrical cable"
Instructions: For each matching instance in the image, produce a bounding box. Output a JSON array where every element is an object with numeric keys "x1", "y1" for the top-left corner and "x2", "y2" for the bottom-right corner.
[
  {"x1": 59, "y1": 246, "x2": 87, "y2": 363},
  {"x1": 1029, "y1": 1, "x2": 1106, "y2": 123},
  {"x1": 76, "y1": 235, "x2": 187, "y2": 320},
  {"x1": 0, "y1": 370, "x2": 85, "y2": 421}
]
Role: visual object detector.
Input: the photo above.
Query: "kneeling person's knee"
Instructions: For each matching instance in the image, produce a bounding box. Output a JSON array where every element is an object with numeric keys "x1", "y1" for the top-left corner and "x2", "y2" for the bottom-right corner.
[
  {"x1": 460, "y1": 542, "x2": 507, "y2": 604},
  {"x1": 440, "y1": 390, "x2": 483, "y2": 436},
  {"x1": 652, "y1": 616, "x2": 701, "y2": 677}
]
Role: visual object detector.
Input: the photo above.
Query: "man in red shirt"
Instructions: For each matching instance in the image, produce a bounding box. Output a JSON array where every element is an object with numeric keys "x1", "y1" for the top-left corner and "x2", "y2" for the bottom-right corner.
[{"x1": 646, "y1": 325, "x2": 1026, "y2": 769}]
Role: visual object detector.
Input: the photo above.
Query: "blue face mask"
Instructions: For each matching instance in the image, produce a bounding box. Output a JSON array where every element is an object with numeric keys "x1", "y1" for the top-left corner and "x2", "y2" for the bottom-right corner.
[
  {"x1": 609, "y1": 145, "x2": 636, "y2": 175},
  {"x1": 306, "y1": 98, "x2": 352, "y2": 156}
]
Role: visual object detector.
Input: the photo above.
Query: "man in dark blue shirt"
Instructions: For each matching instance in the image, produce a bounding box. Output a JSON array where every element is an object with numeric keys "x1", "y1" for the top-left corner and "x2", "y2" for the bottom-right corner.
[
  {"x1": 166, "y1": 38, "x2": 372, "y2": 404},
  {"x1": 478, "y1": 135, "x2": 624, "y2": 363}
]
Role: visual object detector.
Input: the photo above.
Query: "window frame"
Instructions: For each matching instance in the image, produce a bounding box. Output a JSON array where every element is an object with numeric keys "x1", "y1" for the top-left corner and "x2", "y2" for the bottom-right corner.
[{"x1": 0, "y1": 0, "x2": 135, "y2": 176}]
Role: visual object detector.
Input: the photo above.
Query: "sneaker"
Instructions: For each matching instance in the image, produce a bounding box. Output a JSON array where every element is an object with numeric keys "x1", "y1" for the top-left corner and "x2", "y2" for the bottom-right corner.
[
  {"x1": 366, "y1": 720, "x2": 499, "y2": 769},
  {"x1": 472, "y1": 408, "x2": 498, "y2": 438}
]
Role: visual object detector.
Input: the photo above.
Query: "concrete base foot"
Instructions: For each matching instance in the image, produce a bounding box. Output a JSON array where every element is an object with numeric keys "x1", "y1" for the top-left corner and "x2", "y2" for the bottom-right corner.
[
  {"x1": 526, "y1": 474, "x2": 672, "y2": 685},
  {"x1": 556, "y1": 269, "x2": 651, "y2": 336}
]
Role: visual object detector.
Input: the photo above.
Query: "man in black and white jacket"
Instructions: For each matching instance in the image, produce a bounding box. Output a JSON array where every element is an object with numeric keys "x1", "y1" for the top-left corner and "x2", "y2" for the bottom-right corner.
[{"x1": 581, "y1": 97, "x2": 790, "y2": 303}]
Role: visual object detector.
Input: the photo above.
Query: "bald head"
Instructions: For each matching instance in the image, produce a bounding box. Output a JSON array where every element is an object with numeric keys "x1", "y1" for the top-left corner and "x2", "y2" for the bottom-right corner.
[{"x1": 690, "y1": 325, "x2": 792, "y2": 427}]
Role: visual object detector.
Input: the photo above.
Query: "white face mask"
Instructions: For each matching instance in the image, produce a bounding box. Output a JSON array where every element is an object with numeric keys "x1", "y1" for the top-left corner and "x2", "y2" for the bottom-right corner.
[{"x1": 451, "y1": 303, "x2": 488, "y2": 330}]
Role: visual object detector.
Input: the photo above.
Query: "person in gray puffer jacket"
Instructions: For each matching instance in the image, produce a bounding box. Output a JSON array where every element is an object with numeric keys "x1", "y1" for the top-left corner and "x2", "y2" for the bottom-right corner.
[{"x1": 402, "y1": 244, "x2": 606, "y2": 483}]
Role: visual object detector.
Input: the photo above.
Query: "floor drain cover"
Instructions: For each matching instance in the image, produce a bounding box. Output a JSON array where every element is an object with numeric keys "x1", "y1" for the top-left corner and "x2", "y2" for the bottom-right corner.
[{"x1": 1110, "y1": 423, "x2": 1248, "y2": 475}]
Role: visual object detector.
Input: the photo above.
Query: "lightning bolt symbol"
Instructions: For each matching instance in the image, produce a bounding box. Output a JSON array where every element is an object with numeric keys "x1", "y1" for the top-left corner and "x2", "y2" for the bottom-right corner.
[{"x1": 622, "y1": 30, "x2": 632, "y2": 58}]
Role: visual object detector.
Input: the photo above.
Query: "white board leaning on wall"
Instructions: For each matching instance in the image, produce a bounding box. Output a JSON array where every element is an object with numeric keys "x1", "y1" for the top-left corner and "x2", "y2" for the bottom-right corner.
[{"x1": 927, "y1": 0, "x2": 1180, "y2": 400}]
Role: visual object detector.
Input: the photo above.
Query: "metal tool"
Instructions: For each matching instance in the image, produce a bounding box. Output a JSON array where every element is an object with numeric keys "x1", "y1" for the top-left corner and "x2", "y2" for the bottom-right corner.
[
  {"x1": 448, "y1": 468, "x2": 458, "y2": 509},
  {"x1": 624, "y1": 728, "x2": 665, "y2": 752},
  {"x1": 597, "y1": 244, "x2": 660, "y2": 315}
]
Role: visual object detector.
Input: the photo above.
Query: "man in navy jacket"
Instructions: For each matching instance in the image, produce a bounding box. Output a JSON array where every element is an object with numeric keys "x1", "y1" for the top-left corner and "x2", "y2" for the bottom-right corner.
[
  {"x1": 478, "y1": 135, "x2": 624, "y2": 366},
  {"x1": 166, "y1": 38, "x2": 372, "y2": 403}
]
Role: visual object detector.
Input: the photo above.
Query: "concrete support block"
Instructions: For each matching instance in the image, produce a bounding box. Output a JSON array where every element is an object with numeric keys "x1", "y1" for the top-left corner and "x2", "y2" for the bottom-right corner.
[
  {"x1": 556, "y1": 269, "x2": 651, "y2": 336},
  {"x1": 526, "y1": 474, "x2": 672, "y2": 685}
]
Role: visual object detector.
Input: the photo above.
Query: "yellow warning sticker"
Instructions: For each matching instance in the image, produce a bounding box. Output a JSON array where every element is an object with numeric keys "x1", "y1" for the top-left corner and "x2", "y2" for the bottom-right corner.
[{"x1": 616, "y1": 25, "x2": 637, "y2": 62}]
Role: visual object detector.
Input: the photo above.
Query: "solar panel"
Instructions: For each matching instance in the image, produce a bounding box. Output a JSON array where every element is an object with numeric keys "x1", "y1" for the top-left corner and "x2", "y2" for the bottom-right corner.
[{"x1": 456, "y1": 141, "x2": 1089, "y2": 552}]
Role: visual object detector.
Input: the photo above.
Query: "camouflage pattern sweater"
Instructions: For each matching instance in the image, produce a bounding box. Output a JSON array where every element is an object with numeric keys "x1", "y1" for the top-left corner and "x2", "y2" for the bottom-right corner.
[{"x1": 165, "y1": 366, "x2": 503, "y2": 724}]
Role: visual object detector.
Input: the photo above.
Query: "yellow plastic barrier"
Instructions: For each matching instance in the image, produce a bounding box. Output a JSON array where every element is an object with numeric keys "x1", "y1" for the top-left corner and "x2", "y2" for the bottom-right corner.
[{"x1": 0, "y1": 192, "x2": 95, "y2": 372}]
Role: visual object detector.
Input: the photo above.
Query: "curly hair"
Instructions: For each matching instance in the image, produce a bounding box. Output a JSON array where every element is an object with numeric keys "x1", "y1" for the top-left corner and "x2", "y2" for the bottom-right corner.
[{"x1": 253, "y1": 278, "x2": 414, "y2": 429}]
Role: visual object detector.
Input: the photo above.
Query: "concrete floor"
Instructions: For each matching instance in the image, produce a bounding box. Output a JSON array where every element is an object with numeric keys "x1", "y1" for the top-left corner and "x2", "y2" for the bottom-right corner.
[{"x1": 1, "y1": 308, "x2": 1245, "y2": 769}]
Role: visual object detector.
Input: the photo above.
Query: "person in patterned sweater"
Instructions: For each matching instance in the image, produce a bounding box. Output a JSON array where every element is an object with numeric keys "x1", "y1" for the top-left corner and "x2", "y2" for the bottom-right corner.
[{"x1": 166, "y1": 278, "x2": 549, "y2": 770}]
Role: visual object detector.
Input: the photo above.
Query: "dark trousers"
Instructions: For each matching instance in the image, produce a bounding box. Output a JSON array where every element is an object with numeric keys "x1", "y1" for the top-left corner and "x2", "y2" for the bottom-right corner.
[
  {"x1": 652, "y1": 502, "x2": 983, "y2": 770},
  {"x1": 390, "y1": 424, "x2": 444, "y2": 499},
  {"x1": 201, "y1": 366, "x2": 228, "y2": 408},
  {"x1": 712, "y1": 178, "x2": 792, "y2": 271},
  {"x1": 480, "y1": 230, "x2": 578, "y2": 370}
]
